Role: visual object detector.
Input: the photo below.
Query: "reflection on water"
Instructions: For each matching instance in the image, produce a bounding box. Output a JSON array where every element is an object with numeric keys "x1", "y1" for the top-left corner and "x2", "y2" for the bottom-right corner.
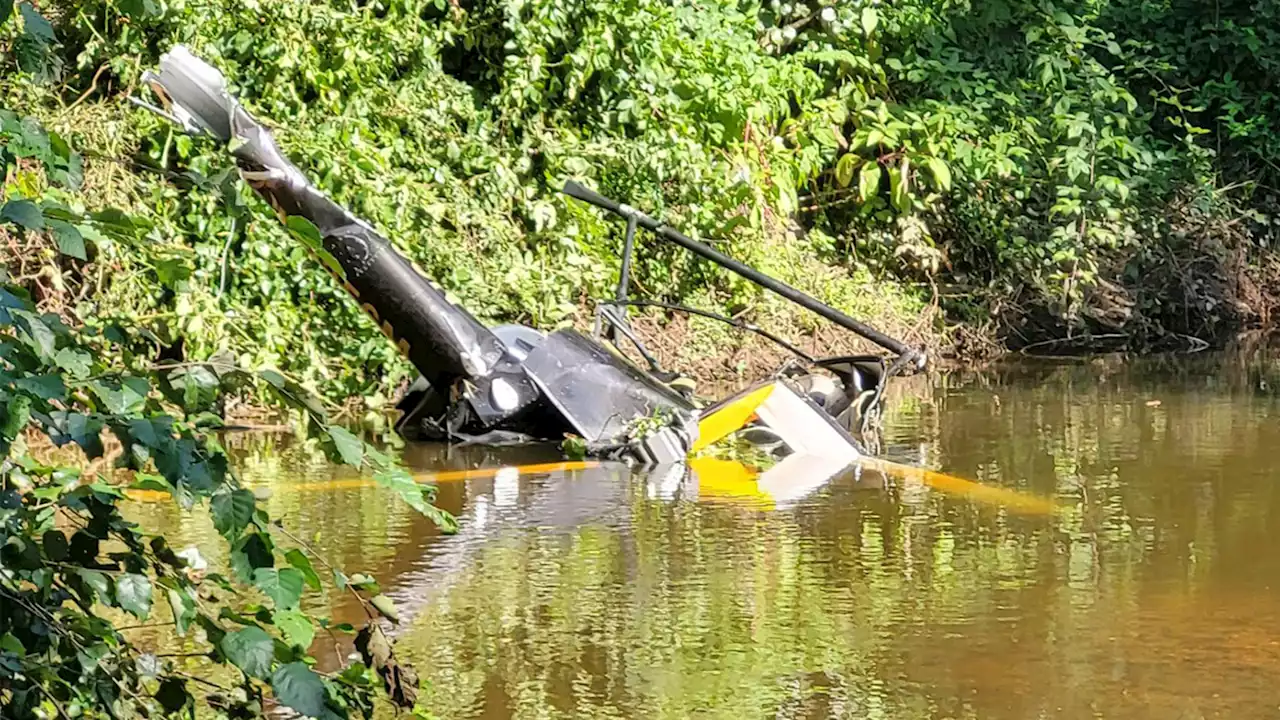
[{"x1": 125, "y1": 350, "x2": 1280, "y2": 719}]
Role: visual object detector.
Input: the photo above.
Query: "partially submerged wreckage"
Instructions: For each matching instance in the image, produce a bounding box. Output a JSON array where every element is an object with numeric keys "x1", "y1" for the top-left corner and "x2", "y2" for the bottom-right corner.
[{"x1": 138, "y1": 46, "x2": 933, "y2": 492}]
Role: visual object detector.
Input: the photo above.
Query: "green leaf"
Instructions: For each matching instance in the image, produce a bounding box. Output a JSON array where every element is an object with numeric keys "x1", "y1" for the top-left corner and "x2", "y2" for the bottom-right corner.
[
  {"x1": 116, "y1": 573, "x2": 153, "y2": 619},
  {"x1": 327, "y1": 425, "x2": 363, "y2": 467},
  {"x1": 370, "y1": 594, "x2": 400, "y2": 623},
  {"x1": 926, "y1": 157, "x2": 952, "y2": 192},
  {"x1": 0, "y1": 632, "x2": 24, "y2": 655},
  {"x1": 14, "y1": 34, "x2": 55, "y2": 83},
  {"x1": 65, "y1": 413, "x2": 105, "y2": 458},
  {"x1": 861, "y1": 7, "x2": 878, "y2": 35},
  {"x1": 128, "y1": 417, "x2": 169, "y2": 449},
  {"x1": 254, "y1": 568, "x2": 304, "y2": 610},
  {"x1": 15, "y1": 374, "x2": 65, "y2": 400},
  {"x1": 274, "y1": 610, "x2": 315, "y2": 650},
  {"x1": 90, "y1": 377, "x2": 150, "y2": 414},
  {"x1": 2, "y1": 395, "x2": 31, "y2": 438},
  {"x1": 14, "y1": 311, "x2": 55, "y2": 359},
  {"x1": 211, "y1": 489, "x2": 255, "y2": 540},
  {"x1": 89, "y1": 208, "x2": 146, "y2": 239},
  {"x1": 48, "y1": 219, "x2": 86, "y2": 260},
  {"x1": 287, "y1": 216, "x2": 345, "y2": 280},
  {"x1": 76, "y1": 568, "x2": 112, "y2": 603},
  {"x1": 231, "y1": 532, "x2": 274, "y2": 583},
  {"x1": 167, "y1": 587, "x2": 196, "y2": 636},
  {"x1": 834, "y1": 153, "x2": 859, "y2": 188},
  {"x1": 117, "y1": 0, "x2": 162, "y2": 18},
  {"x1": 378, "y1": 468, "x2": 458, "y2": 533},
  {"x1": 0, "y1": 200, "x2": 44, "y2": 231},
  {"x1": 271, "y1": 662, "x2": 328, "y2": 719},
  {"x1": 890, "y1": 157, "x2": 911, "y2": 212},
  {"x1": 18, "y1": 3, "x2": 54, "y2": 42},
  {"x1": 259, "y1": 369, "x2": 328, "y2": 420},
  {"x1": 859, "y1": 163, "x2": 882, "y2": 202},
  {"x1": 221, "y1": 626, "x2": 275, "y2": 678},
  {"x1": 0, "y1": 286, "x2": 29, "y2": 312},
  {"x1": 258, "y1": 369, "x2": 288, "y2": 390},
  {"x1": 0, "y1": 198, "x2": 44, "y2": 233},
  {"x1": 53, "y1": 347, "x2": 91, "y2": 378},
  {"x1": 285, "y1": 549, "x2": 322, "y2": 591},
  {"x1": 346, "y1": 573, "x2": 378, "y2": 592},
  {"x1": 154, "y1": 257, "x2": 191, "y2": 288},
  {"x1": 0, "y1": 0, "x2": 13, "y2": 27}
]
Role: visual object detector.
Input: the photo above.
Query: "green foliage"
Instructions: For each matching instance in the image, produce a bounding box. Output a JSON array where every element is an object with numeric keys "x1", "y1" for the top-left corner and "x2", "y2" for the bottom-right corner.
[
  {"x1": 0, "y1": 0, "x2": 1258, "y2": 368},
  {"x1": 0, "y1": 79, "x2": 447, "y2": 718},
  {"x1": 4, "y1": 0, "x2": 936, "y2": 411}
]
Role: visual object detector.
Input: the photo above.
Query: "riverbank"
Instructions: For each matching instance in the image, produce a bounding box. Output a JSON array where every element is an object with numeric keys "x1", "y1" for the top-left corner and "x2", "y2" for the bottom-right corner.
[{"x1": 6, "y1": 0, "x2": 1280, "y2": 417}]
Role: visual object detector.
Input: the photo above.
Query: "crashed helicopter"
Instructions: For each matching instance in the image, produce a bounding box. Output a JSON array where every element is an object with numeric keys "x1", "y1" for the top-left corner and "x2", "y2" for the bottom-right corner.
[{"x1": 137, "y1": 46, "x2": 928, "y2": 478}]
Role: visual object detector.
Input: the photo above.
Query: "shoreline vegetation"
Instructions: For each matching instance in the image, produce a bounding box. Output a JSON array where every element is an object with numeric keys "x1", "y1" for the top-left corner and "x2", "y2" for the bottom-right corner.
[{"x1": 6, "y1": 0, "x2": 1280, "y2": 418}]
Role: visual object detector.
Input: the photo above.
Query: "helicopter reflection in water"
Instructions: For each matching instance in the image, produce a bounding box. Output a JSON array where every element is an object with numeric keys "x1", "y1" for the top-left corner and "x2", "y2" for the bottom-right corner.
[{"x1": 373, "y1": 451, "x2": 1058, "y2": 631}]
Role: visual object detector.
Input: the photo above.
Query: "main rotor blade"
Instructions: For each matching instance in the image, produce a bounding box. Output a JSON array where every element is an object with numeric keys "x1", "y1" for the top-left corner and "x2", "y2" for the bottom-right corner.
[{"x1": 859, "y1": 456, "x2": 1062, "y2": 516}]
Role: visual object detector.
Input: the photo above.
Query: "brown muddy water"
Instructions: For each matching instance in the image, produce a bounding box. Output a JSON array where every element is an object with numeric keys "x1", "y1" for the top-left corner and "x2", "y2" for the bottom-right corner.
[{"x1": 124, "y1": 351, "x2": 1280, "y2": 719}]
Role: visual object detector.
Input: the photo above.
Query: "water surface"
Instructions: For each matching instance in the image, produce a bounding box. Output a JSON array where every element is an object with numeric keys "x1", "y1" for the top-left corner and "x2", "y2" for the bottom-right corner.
[{"x1": 129, "y1": 350, "x2": 1280, "y2": 719}]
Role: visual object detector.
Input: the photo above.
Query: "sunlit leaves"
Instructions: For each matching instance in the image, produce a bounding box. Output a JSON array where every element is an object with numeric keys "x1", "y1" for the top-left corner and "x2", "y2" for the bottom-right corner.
[
  {"x1": 259, "y1": 369, "x2": 329, "y2": 420},
  {"x1": 286, "y1": 216, "x2": 346, "y2": 280},
  {"x1": 171, "y1": 365, "x2": 220, "y2": 410},
  {"x1": 370, "y1": 594, "x2": 400, "y2": 623},
  {"x1": 13, "y1": 311, "x2": 55, "y2": 359},
  {"x1": 925, "y1": 157, "x2": 952, "y2": 192},
  {"x1": 1, "y1": 633, "x2": 24, "y2": 656},
  {"x1": 2, "y1": 396, "x2": 31, "y2": 438},
  {"x1": 76, "y1": 569, "x2": 113, "y2": 603},
  {"x1": 117, "y1": 0, "x2": 162, "y2": 18},
  {"x1": 374, "y1": 467, "x2": 458, "y2": 534},
  {"x1": 0, "y1": 23, "x2": 441, "y2": 719},
  {"x1": 285, "y1": 549, "x2": 322, "y2": 591},
  {"x1": 860, "y1": 7, "x2": 878, "y2": 36},
  {"x1": 53, "y1": 347, "x2": 91, "y2": 378},
  {"x1": 115, "y1": 574, "x2": 153, "y2": 619},
  {"x1": 166, "y1": 586, "x2": 197, "y2": 636},
  {"x1": 859, "y1": 162, "x2": 882, "y2": 203},
  {"x1": 834, "y1": 153, "x2": 859, "y2": 187},
  {"x1": 274, "y1": 610, "x2": 315, "y2": 650},
  {"x1": 890, "y1": 157, "x2": 911, "y2": 213},
  {"x1": 254, "y1": 568, "x2": 305, "y2": 610},
  {"x1": 89, "y1": 377, "x2": 150, "y2": 415},
  {"x1": 153, "y1": 257, "x2": 191, "y2": 288},
  {"x1": 326, "y1": 425, "x2": 363, "y2": 467}
]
